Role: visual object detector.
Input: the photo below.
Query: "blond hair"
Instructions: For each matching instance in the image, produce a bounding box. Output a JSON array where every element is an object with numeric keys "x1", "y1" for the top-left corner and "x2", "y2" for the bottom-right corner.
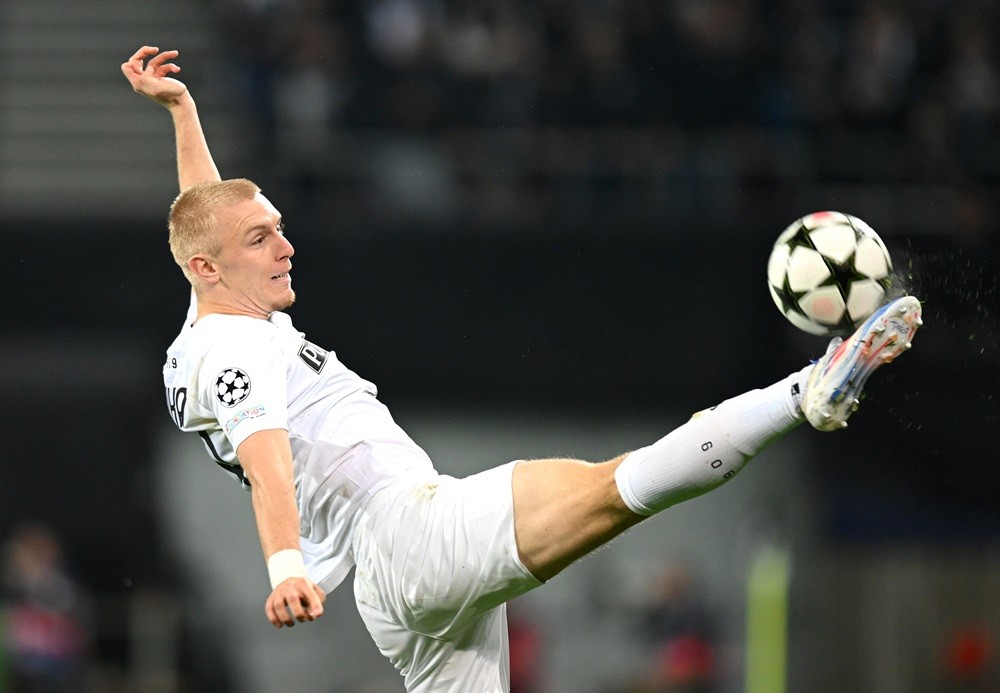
[{"x1": 168, "y1": 178, "x2": 261, "y2": 285}]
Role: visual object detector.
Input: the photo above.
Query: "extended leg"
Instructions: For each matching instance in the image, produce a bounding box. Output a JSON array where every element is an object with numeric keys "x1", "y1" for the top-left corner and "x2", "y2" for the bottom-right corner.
[
  {"x1": 511, "y1": 295, "x2": 923, "y2": 583},
  {"x1": 511, "y1": 366, "x2": 807, "y2": 581}
]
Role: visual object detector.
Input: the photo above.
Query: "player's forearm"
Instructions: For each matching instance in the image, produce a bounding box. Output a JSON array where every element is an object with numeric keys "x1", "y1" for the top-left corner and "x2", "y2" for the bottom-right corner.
[
  {"x1": 250, "y1": 478, "x2": 310, "y2": 589},
  {"x1": 169, "y1": 91, "x2": 221, "y2": 190},
  {"x1": 248, "y1": 472, "x2": 302, "y2": 560}
]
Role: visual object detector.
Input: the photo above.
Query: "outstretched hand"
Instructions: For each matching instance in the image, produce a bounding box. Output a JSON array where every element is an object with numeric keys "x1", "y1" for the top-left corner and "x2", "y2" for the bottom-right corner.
[
  {"x1": 121, "y1": 46, "x2": 187, "y2": 108},
  {"x1": 265, "y1": 576, "x2": 327, "y2": 628}
]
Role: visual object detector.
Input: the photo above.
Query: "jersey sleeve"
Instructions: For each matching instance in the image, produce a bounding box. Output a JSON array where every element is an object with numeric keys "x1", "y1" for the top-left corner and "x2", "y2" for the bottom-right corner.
[{"x1": 200, "y1": 335, "x2": 290, "y2": 452}]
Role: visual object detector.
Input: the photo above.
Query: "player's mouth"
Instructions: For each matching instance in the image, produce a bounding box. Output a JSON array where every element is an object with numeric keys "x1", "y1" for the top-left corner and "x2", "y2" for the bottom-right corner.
[{"x1": 272, "y1": 272, "x2": 291, "y2": 283}]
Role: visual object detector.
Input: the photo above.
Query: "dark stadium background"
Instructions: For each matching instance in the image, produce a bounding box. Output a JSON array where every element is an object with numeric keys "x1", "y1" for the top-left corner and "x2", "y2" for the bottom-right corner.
[{"x1": 1, "y1": 1, "x2": 998, "y2": 690}]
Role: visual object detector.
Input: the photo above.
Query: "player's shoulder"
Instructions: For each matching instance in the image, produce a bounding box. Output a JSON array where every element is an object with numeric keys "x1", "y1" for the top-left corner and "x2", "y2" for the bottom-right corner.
[
  {"x1": 199, "y1": 314, "x2": 280, "y2": 339},
  {"x1": 170, "y1": 315, "x2": 273, "y2": 362}
]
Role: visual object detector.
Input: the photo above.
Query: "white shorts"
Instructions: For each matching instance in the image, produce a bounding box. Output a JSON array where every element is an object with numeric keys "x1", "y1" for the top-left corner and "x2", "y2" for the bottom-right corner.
[{"x1": 352, "y1": 461, "x2": 542, "y2": 692}]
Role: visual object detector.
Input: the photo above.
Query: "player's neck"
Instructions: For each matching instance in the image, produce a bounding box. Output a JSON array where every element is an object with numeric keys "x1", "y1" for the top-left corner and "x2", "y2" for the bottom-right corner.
[{"x1": 194, "y1": 293, "x2": 272, "y2": 321}]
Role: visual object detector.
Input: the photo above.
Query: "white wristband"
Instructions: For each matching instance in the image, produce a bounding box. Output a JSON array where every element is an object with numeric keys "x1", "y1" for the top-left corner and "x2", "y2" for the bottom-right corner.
[{"x1": 267, "y1": 549, "x2": 307, "y2": 589}]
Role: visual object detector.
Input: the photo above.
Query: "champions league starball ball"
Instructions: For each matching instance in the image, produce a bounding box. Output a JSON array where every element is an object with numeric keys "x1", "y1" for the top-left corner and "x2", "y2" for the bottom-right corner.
[{"x1": 767, "y1": 211, "x2": 893, "y2": 336}]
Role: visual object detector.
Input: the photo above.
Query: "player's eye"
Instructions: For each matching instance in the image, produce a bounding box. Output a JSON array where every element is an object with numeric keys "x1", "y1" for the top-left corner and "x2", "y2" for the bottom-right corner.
[{"x1": 276, "y1": 222, "x2": 286, "y2": 235}]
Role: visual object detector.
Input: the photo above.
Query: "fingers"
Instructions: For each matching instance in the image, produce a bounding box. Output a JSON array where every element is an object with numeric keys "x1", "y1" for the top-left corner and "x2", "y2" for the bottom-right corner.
[
  {"x1": 298, "y1": 583, "x2": 325, "y2": 620},
  {"x1": 266, "y1": 598, "x2": 290, "y2": 628},
  {"x1": 268, "y1": 596, "x2": 321, "y2": 628},
  {"x1": 127, "y1": 45, "x2": 158, "y2": 64},
  {"x1": 156, "y1": 63, "x2": 182, "y2": 79},
  {"x1": 265, "y1": 580, "x2": 326, "y2": 629},
  {"x1": 121, "y1": 46, "x2": 179, "y2": 79},
  {"x1": 122, "y1": 46, "x2": 156, "y2": 75},
  {"x1": 148, "y1": 49, "x2": 180, "y2": 75}
]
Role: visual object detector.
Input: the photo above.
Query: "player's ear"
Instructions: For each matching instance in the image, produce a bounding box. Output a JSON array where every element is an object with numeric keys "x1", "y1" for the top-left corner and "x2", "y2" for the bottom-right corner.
[{"x1": 188, "y1": 254, "x2": 220, "y2": 284}]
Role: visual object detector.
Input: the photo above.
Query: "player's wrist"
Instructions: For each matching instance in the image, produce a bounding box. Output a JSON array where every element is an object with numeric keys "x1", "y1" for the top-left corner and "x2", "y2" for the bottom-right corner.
[
  {"x1": 164, "y1": 89, "x2": 195, "y2": 113},
  {"x1": 267, "y1": 548, "x2": 307, "y2": 589}
]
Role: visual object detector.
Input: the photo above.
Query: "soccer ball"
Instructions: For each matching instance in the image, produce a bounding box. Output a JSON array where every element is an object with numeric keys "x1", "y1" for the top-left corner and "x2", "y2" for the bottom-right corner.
[{"x1": 767, "y1": 211, "x2": 893, "y2": 336}]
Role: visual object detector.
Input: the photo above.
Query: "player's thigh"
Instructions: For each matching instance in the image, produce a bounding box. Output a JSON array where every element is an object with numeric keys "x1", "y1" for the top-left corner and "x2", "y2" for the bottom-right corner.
[
  {"x1": 355, "y1": 464, "x2": 541, "y2": 638},
  {"x1": 511, "y1": 456, "x2": 644, "y2": 582}
]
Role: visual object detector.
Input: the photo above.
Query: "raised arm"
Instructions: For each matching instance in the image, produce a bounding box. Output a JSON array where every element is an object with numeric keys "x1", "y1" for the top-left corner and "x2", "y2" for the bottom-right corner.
[{"x1": 121, "y1": 46, "x2": 221, "y2": 190}]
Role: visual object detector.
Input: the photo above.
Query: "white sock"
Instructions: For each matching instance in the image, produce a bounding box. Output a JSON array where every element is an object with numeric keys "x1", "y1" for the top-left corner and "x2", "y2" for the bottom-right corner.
[{"x1": 614, "y1": 364, "x2": 811, "y2": 515}]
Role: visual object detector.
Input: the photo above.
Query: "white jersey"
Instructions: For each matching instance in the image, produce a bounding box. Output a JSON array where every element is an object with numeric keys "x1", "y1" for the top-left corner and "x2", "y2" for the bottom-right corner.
[{"x1": 163, "y1": 295, "x2": 435, "y2": 591}]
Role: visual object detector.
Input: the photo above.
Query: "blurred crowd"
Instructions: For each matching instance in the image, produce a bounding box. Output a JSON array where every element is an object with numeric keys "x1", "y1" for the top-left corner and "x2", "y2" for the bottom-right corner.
[
  {"x1": 2, "y1": 523, "x2": 92, "y2": 693},
  {"x1": 213, "y1": 0, "x2": 1000, "y2": 197}
]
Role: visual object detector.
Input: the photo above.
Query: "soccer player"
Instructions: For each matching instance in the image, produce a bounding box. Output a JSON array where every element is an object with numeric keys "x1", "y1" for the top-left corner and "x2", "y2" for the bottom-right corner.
[{"x1": 123, "y1": 46, "x2": 922, "y2": 692}]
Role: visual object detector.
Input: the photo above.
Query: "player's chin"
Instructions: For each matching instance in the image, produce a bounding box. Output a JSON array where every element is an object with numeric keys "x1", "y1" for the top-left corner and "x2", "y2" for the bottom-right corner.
[{"x1": 265, "y1": 287, "x2": 296, "y2": 313}]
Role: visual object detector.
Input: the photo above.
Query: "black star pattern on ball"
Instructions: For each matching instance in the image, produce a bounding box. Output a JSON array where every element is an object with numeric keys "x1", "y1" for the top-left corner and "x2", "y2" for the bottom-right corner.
[{"x1": 786, "y1": 221, "x2": 867, "y2": 292}]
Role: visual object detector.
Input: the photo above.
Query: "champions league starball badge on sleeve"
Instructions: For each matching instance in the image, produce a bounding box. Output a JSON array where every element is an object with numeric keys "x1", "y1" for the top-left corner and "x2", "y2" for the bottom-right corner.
[{"x1": 216, "y1": 368, "x2": 251, "y2": 407}]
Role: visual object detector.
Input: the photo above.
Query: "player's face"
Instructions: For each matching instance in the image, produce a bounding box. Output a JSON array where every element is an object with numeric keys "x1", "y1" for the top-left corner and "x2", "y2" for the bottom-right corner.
[{"x1": 212, "y1": 193, "x2": 296, "y2": 316}]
